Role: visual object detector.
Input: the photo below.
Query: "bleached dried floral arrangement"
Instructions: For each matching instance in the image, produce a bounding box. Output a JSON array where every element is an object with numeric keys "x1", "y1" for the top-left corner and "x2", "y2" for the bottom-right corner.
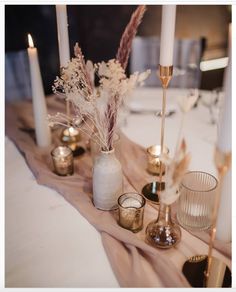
[{"x1": 48, "y1": 5, "x2": 149, "y2": 151}]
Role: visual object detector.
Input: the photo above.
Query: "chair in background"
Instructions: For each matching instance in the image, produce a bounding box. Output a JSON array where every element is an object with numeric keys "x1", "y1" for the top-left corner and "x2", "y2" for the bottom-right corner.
[
  {"x1": 5, "y1": 50, "x2": 32, "y2": 102},
  {"x1": 130, "y1": 36, "x2": 205, "y2": 88}
]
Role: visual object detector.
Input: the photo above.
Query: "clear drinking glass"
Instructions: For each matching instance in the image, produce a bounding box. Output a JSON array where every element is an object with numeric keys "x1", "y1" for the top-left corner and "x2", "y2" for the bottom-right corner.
[
  {"x1": 177, "y1": 171, "x2": 218, "y2": 231},
  {"x1": 201, "y1": 89, "x2": 222, "y2": 125},
  {"x1": 118, "y1": 192, "x2": 146, "y2": 233}
]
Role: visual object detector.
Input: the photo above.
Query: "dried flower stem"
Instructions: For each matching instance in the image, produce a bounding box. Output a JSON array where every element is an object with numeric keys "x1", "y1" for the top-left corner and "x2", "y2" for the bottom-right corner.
[
  {"x1": 49, "y1": 42, "x2": 150, "y2": 152},
  {"x1": 116, "y1": 5, "x2": 146, "y2": 70},
  {"x1": 174, "y1": 113, "x2": 185, "y2": 156}
]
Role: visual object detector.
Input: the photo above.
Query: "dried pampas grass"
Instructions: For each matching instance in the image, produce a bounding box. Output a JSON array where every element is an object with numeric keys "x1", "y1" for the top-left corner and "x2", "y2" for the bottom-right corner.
[{"x1": 116, "y1": 5, "x2": 146, "y2": 70}]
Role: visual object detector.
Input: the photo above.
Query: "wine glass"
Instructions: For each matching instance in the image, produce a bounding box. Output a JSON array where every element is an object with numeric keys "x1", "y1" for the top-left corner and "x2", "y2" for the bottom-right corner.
[{"x1": 201, "y1": 88, "x2": 222, "y2": 125}]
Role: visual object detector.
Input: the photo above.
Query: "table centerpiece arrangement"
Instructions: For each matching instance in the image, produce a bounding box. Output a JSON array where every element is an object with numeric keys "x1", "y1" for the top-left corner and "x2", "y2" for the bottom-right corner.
[
  {"x1": 48, "y1": 5, "x2": 150, "y2": 210},
  {"x1": 10, "y1": 4, "x2": 231, "y2": 287}
]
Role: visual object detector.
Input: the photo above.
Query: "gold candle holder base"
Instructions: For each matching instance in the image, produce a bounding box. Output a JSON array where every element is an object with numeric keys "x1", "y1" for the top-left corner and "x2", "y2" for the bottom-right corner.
[
  {"x1": 182, "y1": 255, "x2": 231, "y2": 287},
  {"x1": 141, "y1": 181, "x2": 165, "y2": 205},
  {"x1": 159, "y1": 65, "x2": 173, "y2": 88}
]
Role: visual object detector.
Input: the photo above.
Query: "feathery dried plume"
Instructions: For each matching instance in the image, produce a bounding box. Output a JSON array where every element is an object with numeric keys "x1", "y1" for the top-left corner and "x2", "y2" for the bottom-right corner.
[
  {"x1": 172, "y1": 140, "x2": 191, "y2": 185},
  {"x1": 105, "y1": 95, "x2": 120, "y2": 150},
  {"x1": 161, "y1": 139, "x2": 191, "y2": 205},
  {"x1": 116, "y1": 5, "x2": 146, "y2": 70},
  {"x1": 174, "y1": 89, "x2": 199, "y2": 155},
  {"x1": 74, "y1": 42, "x2": 93, "y2": 97}
]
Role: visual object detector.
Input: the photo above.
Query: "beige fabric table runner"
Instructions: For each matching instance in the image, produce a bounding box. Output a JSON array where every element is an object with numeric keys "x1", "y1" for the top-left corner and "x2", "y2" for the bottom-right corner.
[{"x1": 5, "y1": 97, "x2": 231, "y2": 287}]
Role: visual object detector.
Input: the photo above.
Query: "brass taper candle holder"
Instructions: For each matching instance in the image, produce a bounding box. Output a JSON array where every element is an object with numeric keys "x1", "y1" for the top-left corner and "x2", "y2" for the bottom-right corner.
[
  {"x1": 142, "y1": 65, "x2": 173, "y2": 204},
  {"x1": 59, "y1": 67, "x2": 82, "y2": 154},
  {"x1": 182, "y1": 148, "x2": 232, "y2": 287},
  {"x1": 144, "y1": 65, "x2": 181, "y2": 249}
]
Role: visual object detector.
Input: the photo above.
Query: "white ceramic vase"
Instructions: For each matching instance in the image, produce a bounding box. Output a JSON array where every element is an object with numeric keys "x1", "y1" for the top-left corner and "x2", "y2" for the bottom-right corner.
[{"x1": 93, "y1": 148, "x2": 123, "y2": 210}]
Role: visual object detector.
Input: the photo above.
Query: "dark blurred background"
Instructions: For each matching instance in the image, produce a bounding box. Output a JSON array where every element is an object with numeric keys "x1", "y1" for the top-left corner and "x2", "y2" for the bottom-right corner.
[{"x1": 5, "y1": 5, "x2": 231, "y2": 96}]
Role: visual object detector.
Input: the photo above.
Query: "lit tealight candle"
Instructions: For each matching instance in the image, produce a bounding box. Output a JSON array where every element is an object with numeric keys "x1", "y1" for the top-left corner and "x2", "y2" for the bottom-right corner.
[
  {"x1": 68, "y1": 126, "x2": 79, "y2": 136},
  {"x1": 61, "y1": 126, "x2": 80, "y2": 151},
  {"x1": 121, "y1": 197, "x2": 142, "y2": 208},
  {"x1": 147, "y1": 145, "x2": 169, "y2": 175},
  {"x1": 27, "y1": 34, "x2": 51, "y2": 147},
  {"x1": 51, "y1": 146, "x2": 74, "y2": 176}
]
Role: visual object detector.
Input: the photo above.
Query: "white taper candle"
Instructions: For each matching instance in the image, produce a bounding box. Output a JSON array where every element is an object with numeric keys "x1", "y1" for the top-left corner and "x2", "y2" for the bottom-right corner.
[
  {"x1": 160, "y1": 5, "x2": 176, "y2": 66},
  {"x1": 27, "y1": 34, "x2": 51, "y2": 147},
  {"x1": 215, "y1": 23, "x2": 232, "y2": 242},
  {"x1": 56, "y1": 5, "x2": 70, "y2": 67},
  {"x1": 216, "y1": 25, "x2": 232, "y2": 153}
]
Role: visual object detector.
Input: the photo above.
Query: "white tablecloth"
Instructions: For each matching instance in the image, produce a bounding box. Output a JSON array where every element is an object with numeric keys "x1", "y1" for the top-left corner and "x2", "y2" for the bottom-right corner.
[{"x1": 5, "y1": 88, "x2": 224, "y2": 287}]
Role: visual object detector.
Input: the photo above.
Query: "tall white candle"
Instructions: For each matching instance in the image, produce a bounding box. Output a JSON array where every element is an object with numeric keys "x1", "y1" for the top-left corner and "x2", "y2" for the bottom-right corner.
[
  {"x1": 56, "y1": 5, "x2": 70, "y2": 67},
  {"x1": 159, "y1": 5, "x2": 176, "y2": 66},
  {"x1": 215, "y1": 23, "x2": 232, "y2": 242},
  {"x1": 27, "y1": 34, "x2": 51, "y2": 147},
  {"x1": 216, "y1": 25, "x2": 231, "y2": 153},
  {"x1": 216, "y1": 169, "x2": 231, "y2": 242}
]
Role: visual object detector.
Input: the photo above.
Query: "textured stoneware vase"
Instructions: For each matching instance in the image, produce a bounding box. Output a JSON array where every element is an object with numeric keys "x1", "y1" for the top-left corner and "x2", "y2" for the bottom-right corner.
[{"x1": 93, "y1": 148, "x2": 123, "y2": 210}]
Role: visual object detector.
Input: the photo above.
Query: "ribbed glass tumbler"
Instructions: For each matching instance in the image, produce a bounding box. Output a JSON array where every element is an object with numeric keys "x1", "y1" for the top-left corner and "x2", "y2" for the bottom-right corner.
[{"x1": 177, "y1": 171, "x2": 218, "y2": 231}]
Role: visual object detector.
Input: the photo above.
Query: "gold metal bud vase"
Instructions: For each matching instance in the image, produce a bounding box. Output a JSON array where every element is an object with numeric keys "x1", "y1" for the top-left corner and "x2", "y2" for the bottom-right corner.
[{"x1": 145, "y1": 194, "x2": 181, "y2": 249}]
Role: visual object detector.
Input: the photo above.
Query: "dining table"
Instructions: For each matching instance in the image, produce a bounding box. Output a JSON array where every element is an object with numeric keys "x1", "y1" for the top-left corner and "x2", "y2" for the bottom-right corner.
[{"x1": 5, "y1": 87, "x2": 231, "y2": 288}]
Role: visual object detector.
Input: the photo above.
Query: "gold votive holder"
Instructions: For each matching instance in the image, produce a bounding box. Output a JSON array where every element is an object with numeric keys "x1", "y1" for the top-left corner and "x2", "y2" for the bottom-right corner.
[
  {"x1": 61, "y1": 126, "x2": 80, "y2": 152},
  {"x1": 146, "y1": 145, "x2": 169, "y2": 175},
  {"x1": 51, "y1": 146, "x2": 74, "y2": 176},
  {"x1": 142, "y1": 181, "x2": 165, "y2": 205},
  {"x1": 118, "y1": 193, "x2": 146, "y2": 233}
]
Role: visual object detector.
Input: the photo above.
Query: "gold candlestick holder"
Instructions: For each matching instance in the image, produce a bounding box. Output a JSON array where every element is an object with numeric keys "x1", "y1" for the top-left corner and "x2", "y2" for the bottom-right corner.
[
  {"x1": 142, "y1": 65, "x2": 173, "y2": 205},
  {"x1": 58, "y1": 66, "x2": 82, "y2": 154},
  {"x1": 144, "y1": 65, "x2": 181, "y2": 249},
  {"x1": 182, "y1": 148, "x2": 232, "y2": 287}
]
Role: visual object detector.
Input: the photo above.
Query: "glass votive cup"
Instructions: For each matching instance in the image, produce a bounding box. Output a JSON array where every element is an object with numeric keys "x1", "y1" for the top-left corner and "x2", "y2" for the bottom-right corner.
[
  {"x1": 146, "y1": 145, "x2": 169, "y2": 175},
  {"x1": 118, "y1": 192, "x2": 146, "y2": 233},
  {"x1": 51, "y1": 146, "x2": 74, "y2": 176},
  {"x1": 90, "y1": 132, "x2": 121, "y2": 163},
  {"x1": 177, "y1": 171, "x2": 218, "y2": 231}
]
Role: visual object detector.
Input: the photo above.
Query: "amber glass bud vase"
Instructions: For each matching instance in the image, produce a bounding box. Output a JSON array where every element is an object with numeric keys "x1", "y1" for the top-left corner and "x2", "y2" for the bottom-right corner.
[{"x1": 145, "y1": 202, "x2": 181, "y2": 249}]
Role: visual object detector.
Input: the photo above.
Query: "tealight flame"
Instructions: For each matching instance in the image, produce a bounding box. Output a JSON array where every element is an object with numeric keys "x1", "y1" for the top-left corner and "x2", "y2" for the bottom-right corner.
[
  {"x1": 28, "y1": 34, "x2": 34, "y2": 48},
  {"x1": 68, "y1": 127, "x2": 79, "y2": 136}
]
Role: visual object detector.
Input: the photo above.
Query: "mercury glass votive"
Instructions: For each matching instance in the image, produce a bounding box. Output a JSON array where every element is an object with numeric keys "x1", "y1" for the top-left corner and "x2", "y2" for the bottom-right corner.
[
  {"x1": 146, "y1": 145, "x2": 169, "y2": 175},
  {"x1": 118, "y1": 193, "x2": 146, "y2": 233},
  {"x1": 51, "y1": 146, "x2": 74, "y2": 176}
]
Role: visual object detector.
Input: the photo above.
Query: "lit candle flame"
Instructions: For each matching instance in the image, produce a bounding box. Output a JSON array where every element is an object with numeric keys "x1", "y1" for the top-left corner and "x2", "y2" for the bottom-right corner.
[{"x1": 28, "y1": 34, "x2": 34, "y2": 48}]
